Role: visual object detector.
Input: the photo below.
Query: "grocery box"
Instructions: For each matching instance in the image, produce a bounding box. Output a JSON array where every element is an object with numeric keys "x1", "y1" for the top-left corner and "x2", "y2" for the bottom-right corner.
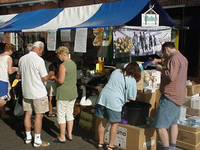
[
  {"x1": 182, "y1": 96, "x2": 200, "y2": 117},
  {"x1": 79, "y1": 107, "x2": 96, "y2": 132},
  {"x1": 191, "y1": 97, "x2": 200, "y2": 110},
  {"x1": 95, "y1": 118, "x2": 157, "y2": 150},
  {"x1": 187, "y1": 84, "x2": 200, "y2": 96},
  {"x1": 177, "y1": 124, "x2": 200, "y2": 150},
  {"x1": 80, "y1": 111, "x2": 93, "y2": 122},
  {"x1": 79, "y1": 118, "x2": 92, "y2": 131}
]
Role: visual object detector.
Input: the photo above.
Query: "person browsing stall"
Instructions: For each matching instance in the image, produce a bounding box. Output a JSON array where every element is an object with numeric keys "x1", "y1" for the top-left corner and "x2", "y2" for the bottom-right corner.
[
  {"x1": 95, "y1": 62, "x2": 141, "y2": 150},
  {"x1": 44, "y1": 51, "x2": 57, "y2": 117},
  {"x1": 152, "y1": 42, "x2": 188, "y2": 150},
  {"x1": 0, "y1": 43, "x2": 18, "y2": 119},
  {"x1": 51, "y1": 46, "x2": 78, "y2": 143},
  {"x1": 17, "y1": 41, "x2": 54, "y2": 148}
]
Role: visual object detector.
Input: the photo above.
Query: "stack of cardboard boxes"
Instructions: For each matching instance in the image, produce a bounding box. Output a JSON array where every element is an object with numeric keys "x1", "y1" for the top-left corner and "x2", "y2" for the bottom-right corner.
[{"x1": 177, "y1": 82, "x2": 200, "y2": 150}]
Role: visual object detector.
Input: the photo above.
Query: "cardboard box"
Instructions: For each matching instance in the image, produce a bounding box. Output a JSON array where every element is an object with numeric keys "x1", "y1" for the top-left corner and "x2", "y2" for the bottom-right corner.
[
  {"x1": 80, "y1": 111, "x2": 93, "y2": 122},
  {"x1": 182, "y1": 96, "x2": 200, "y2": 117},
  {"x1": 187, "y1": 84, "x2": 200, "y2": 96},
  {"x1": 95, "y1": 118, "x2": 157, "y2": 150},
  {"x1": 79, "y1": 107, "x2": 96, "y2": 132},
  {"x1": 79, "y1": 118, "x2": 92, "y2": 130},
  {"x1": 177, "y1": 124, "x2": 200, "y2": 150},
  {"x1": 136, "y1": 90, "x2": 161, "y2": 117}
]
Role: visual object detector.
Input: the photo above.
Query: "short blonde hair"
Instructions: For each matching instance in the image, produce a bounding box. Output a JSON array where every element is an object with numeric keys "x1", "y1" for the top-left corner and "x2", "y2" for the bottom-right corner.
[
  {"x1": 4, "y1": 43, "x2": 15, "y2": 52},
  {"x1": 55, "y1": 46, "x2": 69, "y2": 56}
]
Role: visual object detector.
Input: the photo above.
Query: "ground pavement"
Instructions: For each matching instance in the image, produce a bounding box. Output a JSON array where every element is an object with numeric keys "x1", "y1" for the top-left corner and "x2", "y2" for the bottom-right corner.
[{"x1": 0, "y1": 106, "x2": 185, "y2": 150}]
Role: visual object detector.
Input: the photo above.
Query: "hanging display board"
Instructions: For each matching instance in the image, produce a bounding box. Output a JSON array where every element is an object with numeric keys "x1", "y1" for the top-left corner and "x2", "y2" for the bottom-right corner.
[{"x1": 113, "y1": 26, "x2": 171, "y2": 58}]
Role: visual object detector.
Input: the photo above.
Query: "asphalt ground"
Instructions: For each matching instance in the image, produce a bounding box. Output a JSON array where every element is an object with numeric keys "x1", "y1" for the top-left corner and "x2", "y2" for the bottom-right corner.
[{"x1": 0, "y1": 105, "x2": 185, "y2": 150}]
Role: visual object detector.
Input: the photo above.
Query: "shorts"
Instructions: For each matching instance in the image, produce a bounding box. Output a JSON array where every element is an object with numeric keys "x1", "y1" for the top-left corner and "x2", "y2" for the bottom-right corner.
[
  {"x1": 0, "y1": 80, "x2": 8, "y2": 97},
  {"x1": 95, "y1": 104, "x2": 121, "y2": 122},
  {"x1": 57, "y1": 99, "x2": 76, "y2": 124},
  {"x1": 45, "y1": 81, "x2": 56, "y2": 96},
  {"x1": 23, "y1": 96, "x2": 49, "y2": 114},
  {"x1": 154, "y1": 94, "x2": 181, "y2": 129}
]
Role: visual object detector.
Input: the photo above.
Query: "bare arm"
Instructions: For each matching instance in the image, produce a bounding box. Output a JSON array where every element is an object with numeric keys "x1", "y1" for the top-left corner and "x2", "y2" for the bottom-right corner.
[
  {"x1": 53, "y1": 64, "x2": 65, "y2": 84},
  {"x1": 7, "y1": 57, "x2": 18, "y2": 74},
  {"x1": 42, "y1": 71, "x2": 54, "y2": 82}
]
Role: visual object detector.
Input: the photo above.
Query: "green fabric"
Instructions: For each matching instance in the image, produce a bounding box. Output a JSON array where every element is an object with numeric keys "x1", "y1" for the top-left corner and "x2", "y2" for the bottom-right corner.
[{"x1": 56, "y1": 61, "x2": 78, "y2": 101}]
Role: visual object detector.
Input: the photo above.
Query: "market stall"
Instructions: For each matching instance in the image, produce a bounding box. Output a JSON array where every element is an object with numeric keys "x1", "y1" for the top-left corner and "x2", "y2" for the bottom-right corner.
[{"x1": 0, "y1": 0, "x2": 179, "y2": 149}]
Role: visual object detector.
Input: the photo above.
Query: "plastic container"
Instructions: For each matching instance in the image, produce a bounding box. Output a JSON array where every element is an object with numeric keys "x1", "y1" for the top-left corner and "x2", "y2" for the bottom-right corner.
[{"x1": 122, "y1": 101, "x2": 151, "y2": 126}]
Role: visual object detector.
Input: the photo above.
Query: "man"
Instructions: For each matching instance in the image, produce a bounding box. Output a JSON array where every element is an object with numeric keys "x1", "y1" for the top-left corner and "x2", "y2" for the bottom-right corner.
[
  {"x1": 152, "y1": 42, "x2": 188, "y2": 150},
  {"x1": 17, "y1": 41, "x2": 54, "y2": 148}
]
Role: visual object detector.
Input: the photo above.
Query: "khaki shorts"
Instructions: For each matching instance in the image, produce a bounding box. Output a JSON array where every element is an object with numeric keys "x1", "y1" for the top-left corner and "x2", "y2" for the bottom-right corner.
[
  {"x1": 23, "y1": 96, "x2": 49, "y2": 114},
  {"x1": 57, "y1": 99, "x2": 76, "y2": 124}
]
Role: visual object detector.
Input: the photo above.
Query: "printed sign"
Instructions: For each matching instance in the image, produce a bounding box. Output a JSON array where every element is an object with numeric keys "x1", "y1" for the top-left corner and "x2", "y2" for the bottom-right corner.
[
  {"x1": 74, "y1": 28, "x2": 88, "y2": 53},
  {"x1": 142, "y1": 14, "x2": 159, "y2": 27},
  {"x1": 113, "y1": 26, "x2": 171, "y2": 58},
  {"x1": 47, "y1": 31, "x2": 57, "y2": 51}
]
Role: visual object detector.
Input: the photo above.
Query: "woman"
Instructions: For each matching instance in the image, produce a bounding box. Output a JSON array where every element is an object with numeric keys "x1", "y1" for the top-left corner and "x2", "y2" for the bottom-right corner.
[
  {"x1": 52, "y1": 46, "x2": 78, "y2": 143},
  {"x1": 95, "y1": 62, "x2": 141, "y2": 150},
  {"x1": 0, "y1": 43, "x2": 18, "y2": 119}
]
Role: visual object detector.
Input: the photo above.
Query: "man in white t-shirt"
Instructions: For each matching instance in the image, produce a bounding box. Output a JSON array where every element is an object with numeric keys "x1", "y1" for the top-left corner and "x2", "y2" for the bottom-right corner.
[{"x1": 17, "y1": 41, "x2": 54, "y2": 148}]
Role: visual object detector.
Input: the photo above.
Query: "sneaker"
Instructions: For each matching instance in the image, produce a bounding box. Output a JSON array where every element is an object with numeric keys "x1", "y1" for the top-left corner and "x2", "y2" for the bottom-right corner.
[
  {"x1": 34, "y1": 141, "x2": 50, "y2": 148},
  {"x1": 24, "y1": 138, "x2": 32, "y2": 144}
]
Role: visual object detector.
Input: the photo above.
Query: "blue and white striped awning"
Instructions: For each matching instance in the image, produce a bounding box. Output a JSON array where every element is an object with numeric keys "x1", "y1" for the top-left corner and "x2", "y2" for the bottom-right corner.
[
  {"x1": 0, "y1": 0, "x2": 150, "y2": 32},
  {"x1": 0, "y1": 0, "x2": 177, "y2": 32}
]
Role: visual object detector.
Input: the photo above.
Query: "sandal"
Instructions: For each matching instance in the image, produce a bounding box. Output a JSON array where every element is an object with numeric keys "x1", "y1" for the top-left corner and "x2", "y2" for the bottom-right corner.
[
  {"x1": 98, "y1": 143, "x2": 104, "y2": 150},
  {"x1": 47, "y1": 113, "x2": 56, "y2": 117},
  {"x1": 107, "y1": 146, "x2": 118, "y2": 150}
]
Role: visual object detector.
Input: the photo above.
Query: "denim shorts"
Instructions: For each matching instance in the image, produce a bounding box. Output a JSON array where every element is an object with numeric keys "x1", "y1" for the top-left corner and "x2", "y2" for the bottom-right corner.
[
  {"x1": 95, "y1": 104, "x2": 121, "y2": 122},
  {"x1": 154, "y1": 94, "x2": 181, "y2": 129}
]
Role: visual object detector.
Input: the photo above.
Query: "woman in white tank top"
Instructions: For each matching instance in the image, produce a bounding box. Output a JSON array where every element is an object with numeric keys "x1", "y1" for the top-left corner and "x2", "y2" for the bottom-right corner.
[{"x1": 0, "y1": 43, "x2": 18, "y2": 119}]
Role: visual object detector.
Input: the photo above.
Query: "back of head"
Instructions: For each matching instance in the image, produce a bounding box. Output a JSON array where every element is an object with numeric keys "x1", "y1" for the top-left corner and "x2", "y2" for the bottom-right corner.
[
  {"x1": 27, "y1": 43, "x2": 33, "y2": 52},
  {"x1": 4, "y1": 43, "x2": 15, "y2": 52},
  {"x1": 55, "y1": 46, "x2": 69, "y2": 56},
  {"x1": 32, "y1": 41, "x2": 44, "y2": 50},
  {"x1": 124, "y1": 61, "x2": 141, "y2": 82},
  {"x1": 162, "y1": 42, "x2": 175, "y2": 50}
]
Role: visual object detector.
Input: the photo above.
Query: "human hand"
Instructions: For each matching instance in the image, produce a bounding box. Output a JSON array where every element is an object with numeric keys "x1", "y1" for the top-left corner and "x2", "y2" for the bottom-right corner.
[
  {"x1": 151, "y1": 58, "x2": 161, "y2": 65},
  {"x1": 49, "y1": 71, "x2": 55, "y2": 76},
  {"x1": 156, "y1": 64, "x2": 163, "y2": 71},
  {"x1": 12, "y1": 67, "x2": 18, "y2": 72},
  {"x1": 50, "y1": 75, "x2": 56, "y2": 80}
]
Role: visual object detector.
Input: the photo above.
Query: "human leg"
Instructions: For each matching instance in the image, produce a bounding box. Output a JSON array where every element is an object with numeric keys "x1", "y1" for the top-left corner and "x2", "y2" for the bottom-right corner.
[
  {"x1": 156, "y1": 128, "x2": 169, "y2": 147},
  {"x1": 0, "y1": 104, "x2": 9, "y2": 119},
  {"x1": 65, "y1": 99, "x2": 76, "y2": 139},
  {"x1": 169, "y1": 124, "x2": 178, "y2": 143},
  {"x1": 32, "y1": 96, "x2": 50, "y2": 147},
  {"x1": 24, "y1": 111, "x2": 33, "y2": 144},
  {"x1": 168, "y1": 124, "x2": 179, "y2": 150},
  {"x1": 58, "y1": 123, "x2": 66, "y2": 141},
  {"x1": 48, "y1": 96, "x2": 55, "y2": 115},
  {"x1": 155, "y1": 95, "x2": 181, "y2": 149},
  {"x1": 98, "y1": 118, "x2": 108, "y2": 147},
  {"x1": 66, "y1": 120, "x2": 73, "y2": 140},
  {"x1": 108, "y1": 122, "x2": 119, "y2": 149},
  {"x1": 34, "y1": 113, "x2": 43, "y2": 134}
]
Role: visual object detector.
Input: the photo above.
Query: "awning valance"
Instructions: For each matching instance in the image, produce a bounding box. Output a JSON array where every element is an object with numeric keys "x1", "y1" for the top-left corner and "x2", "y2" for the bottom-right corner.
[{"x1": 0, "y1": 0, "x2": 177, "y2": 32}]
